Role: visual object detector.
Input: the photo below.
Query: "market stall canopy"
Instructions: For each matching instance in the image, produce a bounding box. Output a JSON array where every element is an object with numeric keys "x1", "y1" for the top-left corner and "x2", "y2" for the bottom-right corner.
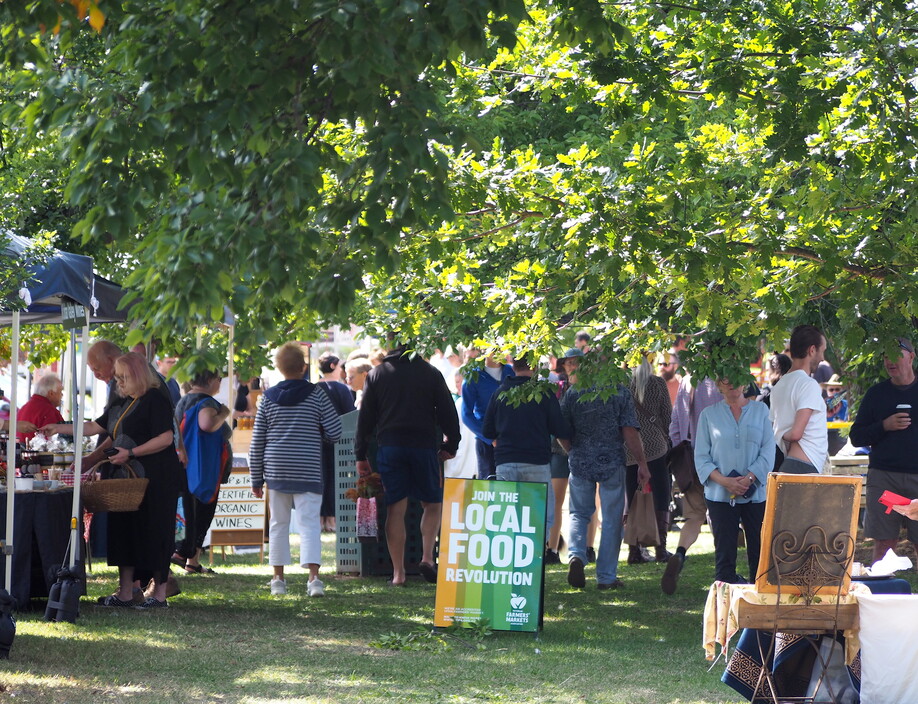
[{"x1": 0, "y1": 232, "x2": 128, "y2": 325}]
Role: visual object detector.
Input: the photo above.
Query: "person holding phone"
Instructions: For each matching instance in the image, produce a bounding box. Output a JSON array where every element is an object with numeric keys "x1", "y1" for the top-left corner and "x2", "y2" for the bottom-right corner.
[
  {"x1": 893, "y1": 499, "x2": 918, "y2": 521},
  {"x1": 694, "y1": 378, "x2": 774, "y2": 584}
]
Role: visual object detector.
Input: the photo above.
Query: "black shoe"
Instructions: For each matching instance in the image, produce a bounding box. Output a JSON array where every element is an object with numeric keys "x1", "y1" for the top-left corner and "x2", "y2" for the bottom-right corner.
[
  {"x1": 567, "y1": 557, "x2": 586, "y2": 589},
  {"x1": 661, "y1": 553, "x2": 685, "y2": 595},
  {"x1": 135, "y1": 597, "x2": 168, "y2": 610},
  {"x1": 97, "y1": 595, "x2": 134, "y2": 608},
  {"x1": 544, "y1": 549, "x2": 561, "y2": 565},
  {"x1": 627, "y1": 546, "x2": 652, "y2": 565},
  {"x1": 597, "y1": 579, "x2": 624, "y2": 590},
  {"x1": 419, "y1": 562, "x2": 438, "y2": 584},
  {"x1": 655, "y1": 547, "x2": 674, "y2": 563},
  {"x1": 586, "y1": 547, "x2": 596, "y2": 564}
]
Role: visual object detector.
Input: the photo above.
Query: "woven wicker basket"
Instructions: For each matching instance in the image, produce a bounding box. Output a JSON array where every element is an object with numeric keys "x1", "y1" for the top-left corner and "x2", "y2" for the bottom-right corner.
[{"x1": 82, "y1": 464, "x2": 149, "y2": 513}]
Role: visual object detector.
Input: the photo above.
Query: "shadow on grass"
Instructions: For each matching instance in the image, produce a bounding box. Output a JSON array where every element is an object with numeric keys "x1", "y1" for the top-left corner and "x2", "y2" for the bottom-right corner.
[{"x1": 15, "y1": 531, "x2": 909, "y2": 703}]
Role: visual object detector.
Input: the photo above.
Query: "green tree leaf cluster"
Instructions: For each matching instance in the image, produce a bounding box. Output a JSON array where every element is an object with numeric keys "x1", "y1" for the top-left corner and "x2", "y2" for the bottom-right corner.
[{"x1": 1, "y1": 1, "x2": 917, "y2": 386}]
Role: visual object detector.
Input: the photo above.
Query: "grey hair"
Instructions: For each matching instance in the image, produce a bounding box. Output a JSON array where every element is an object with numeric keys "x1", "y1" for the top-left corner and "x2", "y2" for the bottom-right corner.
[
  {"x1": 631, "y1": 355, "x2": 654, "y2": 405},
  {"x1": 35, "y1": 373, "x2": 63, "y2": 397}
]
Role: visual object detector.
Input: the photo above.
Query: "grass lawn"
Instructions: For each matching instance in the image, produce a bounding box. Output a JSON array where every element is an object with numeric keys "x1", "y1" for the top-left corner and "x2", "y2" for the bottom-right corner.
[{"x1": 0, "y1": 526, "x2": 913, "y2": 704}]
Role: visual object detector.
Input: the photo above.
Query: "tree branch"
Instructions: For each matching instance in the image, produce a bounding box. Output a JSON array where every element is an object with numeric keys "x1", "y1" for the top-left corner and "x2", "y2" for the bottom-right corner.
[
  {"x1": 461, "y1": 211, "x2": 544, "y2": 241},
  {"x1": 735, "y1": 241, "x2": 890, "y2": 280}
]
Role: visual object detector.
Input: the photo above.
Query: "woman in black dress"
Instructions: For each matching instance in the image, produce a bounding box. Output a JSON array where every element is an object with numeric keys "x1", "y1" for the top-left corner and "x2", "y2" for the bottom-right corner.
[
  {"x1": 47, "y1": 351, "x2": 182, "y2": 608},
  {"x1": 315, "y1": 353, "x2": 355, "y2": 532}
]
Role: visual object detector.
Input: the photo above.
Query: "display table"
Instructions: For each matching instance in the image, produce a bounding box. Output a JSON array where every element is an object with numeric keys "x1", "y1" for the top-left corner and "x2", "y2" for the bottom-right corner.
[
  {"x1": 703, "y1": 580, "x2": 869, "y2": 665},
  {"x1": 704, "y1": 579, "x2": 915, "y2": 702},
  {"x1": 704, "y1": 580, "x2": 869, "y2": 701},
  {"x1": 0, "y1": 489, "x2": 82, "y2": 609}
]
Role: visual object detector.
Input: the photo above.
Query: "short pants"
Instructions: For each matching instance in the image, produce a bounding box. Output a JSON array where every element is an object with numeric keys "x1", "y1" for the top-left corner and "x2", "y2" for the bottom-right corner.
[
  {"x1": 865, "y1": 467, "x2": 918, "y2": 543},
  {"x1": 376, "y1": 445, "x2": 442, "y2": 505}
]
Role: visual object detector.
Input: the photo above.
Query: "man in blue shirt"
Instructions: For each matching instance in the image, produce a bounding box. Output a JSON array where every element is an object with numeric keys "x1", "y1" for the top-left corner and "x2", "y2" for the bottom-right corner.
[{"x1": 482, "y1": 356, "x2": 571, "y2": 551}]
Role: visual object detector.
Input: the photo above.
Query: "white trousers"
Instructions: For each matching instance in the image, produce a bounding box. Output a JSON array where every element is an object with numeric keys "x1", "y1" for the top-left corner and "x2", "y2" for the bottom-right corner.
[{"x1": 268, "y1": 490, "x2": 322, "y2": 567}]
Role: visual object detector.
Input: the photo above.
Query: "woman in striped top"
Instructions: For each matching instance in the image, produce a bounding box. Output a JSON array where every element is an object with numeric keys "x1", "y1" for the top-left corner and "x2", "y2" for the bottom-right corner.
[{"x1": 249, "y1": 343, "x2": 342, "y2": 597}]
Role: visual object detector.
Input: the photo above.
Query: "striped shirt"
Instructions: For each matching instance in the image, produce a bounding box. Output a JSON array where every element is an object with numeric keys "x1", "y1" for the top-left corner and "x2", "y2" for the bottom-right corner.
[{"x1": 248, "y1": 384, "x2": 342, "y2": 494}]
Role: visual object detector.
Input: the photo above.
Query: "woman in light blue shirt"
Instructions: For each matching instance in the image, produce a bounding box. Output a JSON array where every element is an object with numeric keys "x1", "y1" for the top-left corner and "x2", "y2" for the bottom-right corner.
[{"x1": 695, "y1": 380, "x2": 775, "y2": 583}]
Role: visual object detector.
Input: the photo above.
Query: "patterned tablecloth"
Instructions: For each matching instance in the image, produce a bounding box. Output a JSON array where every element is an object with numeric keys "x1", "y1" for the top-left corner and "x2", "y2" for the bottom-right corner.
[{"x1": 702, "y1": 579, "x2": 871, "y2": 665}]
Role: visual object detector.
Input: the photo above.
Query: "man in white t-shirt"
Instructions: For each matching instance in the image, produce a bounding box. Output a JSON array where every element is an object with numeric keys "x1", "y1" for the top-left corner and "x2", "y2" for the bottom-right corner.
[{"x1": 769, "y1": 325, "x2": 828, "y2": 473}]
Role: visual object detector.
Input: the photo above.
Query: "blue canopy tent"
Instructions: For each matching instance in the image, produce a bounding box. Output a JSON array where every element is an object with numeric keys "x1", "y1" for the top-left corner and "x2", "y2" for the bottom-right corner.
[{"x1": 1, "y1": 232, "x2": 128, "y2": 615}]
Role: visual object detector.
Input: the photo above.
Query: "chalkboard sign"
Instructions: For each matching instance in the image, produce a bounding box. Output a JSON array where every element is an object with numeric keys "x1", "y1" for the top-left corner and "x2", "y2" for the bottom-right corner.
[
  {"x1": 61, "y1": 300, "x2": 87, "y2": 331},
  {"x1": 756, "y1": 473, "x2": 861, "y2": 596},
  {"x1": 208, "y1": 456, "x2": 266, "y2": 558}
]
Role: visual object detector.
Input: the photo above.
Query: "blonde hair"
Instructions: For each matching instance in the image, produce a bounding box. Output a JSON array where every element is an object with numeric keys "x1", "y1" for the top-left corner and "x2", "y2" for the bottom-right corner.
[
  {"x1": 275, "y1": 342, "x2": 306, "y2": 377},
  {"x1": 348, "y1": 359, "x2": 373, "y2": 375},
  {"x1": 114, "y1": 352, "x2": 158, "y2": 396}
]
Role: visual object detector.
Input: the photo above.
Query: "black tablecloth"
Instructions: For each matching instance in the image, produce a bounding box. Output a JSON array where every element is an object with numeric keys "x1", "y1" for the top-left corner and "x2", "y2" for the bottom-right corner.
[{"x1": 0, "y1": 489, "x2": 82, "y2": 609}]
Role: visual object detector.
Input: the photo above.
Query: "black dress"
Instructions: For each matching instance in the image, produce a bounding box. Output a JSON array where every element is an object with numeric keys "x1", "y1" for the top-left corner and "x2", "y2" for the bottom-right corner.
[
  {"x1": 96, "y1": 390, "x2": 182, "y2": 584},
  {"x1": 316, "y1": 381, "x2": 355, "y2": 519}
]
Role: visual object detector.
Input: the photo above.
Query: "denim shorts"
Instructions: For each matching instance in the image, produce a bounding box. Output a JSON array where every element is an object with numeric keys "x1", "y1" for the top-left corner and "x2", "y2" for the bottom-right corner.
[
  {"x1": 550, "y1": 452, "x2": 570, "y2": 480},
  {"x1": 376, "y1": 445, "x2": 442, "y2": 505}
]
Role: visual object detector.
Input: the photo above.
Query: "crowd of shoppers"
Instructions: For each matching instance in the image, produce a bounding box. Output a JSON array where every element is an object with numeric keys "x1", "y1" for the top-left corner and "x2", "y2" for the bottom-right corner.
[{"x1": 16, "y1": 321, "x2": 916, "y2": 606}]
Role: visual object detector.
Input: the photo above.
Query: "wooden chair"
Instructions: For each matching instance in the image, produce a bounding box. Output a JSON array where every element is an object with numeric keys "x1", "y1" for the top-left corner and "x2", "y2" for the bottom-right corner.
[{"x1": 741, "y1": 474, "x2": 861, "y2": 703}]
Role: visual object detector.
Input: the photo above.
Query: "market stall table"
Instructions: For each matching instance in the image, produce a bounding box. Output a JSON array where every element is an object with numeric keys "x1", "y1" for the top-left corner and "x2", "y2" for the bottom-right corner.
[
  {"x1": 704, "y1": 578, "x2": 915, "y2": 702},
  {"x1": 856, "y1": 593, "x2": 918, "y2": 704},
  {"x1": 703, "y1": 580, "x2": 869, "y2": 701},
  {"x1": 0, "y1": 488, "x2": 83, "y2": 609}
]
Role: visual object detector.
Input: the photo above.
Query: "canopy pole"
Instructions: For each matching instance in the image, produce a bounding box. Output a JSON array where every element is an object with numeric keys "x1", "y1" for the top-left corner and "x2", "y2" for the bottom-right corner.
[
  {"x1": 4, "y1": 311, "x2": 20, "y2": 594},
  {"x1": 227, "y1": 324, "x2": 235, "y2": 419},
  {"x1": 69, "y1": 330, "x2": 77, "y2": 433},
  {"x1": 69, "y1": 322, "x2": 89, "y2": 568}
]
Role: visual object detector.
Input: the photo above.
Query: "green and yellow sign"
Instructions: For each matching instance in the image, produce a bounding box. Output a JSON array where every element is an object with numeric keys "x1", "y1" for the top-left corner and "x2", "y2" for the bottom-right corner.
[{"x1": 434, "y1": 478, "x2": 546, "y2": 632}]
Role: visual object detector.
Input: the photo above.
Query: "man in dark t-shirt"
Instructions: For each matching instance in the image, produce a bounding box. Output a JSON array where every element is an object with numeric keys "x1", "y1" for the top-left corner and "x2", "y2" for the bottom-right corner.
[
  {"x1": 354, "y1": 345, "x2": 460, "y2": 586},
  {"x1": 850, "y1": 338, "x2": 918, "y2": 563}
]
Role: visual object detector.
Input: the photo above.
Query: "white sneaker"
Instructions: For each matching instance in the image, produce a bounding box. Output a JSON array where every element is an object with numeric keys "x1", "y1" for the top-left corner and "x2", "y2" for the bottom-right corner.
[
  {"x1": 270, "y1": 578, "x2": 287, "y2": 595},
  {"x1": 307, "y1": 578, "x2": 325, "y2": 598}
]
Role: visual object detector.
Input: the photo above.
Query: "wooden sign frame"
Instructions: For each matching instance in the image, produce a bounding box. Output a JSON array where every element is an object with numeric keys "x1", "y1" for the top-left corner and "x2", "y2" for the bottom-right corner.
[
  {"x1": 755, "y1": 473, "x2": 861, "y2": 596},
  {"x1": 208, "y1": 464, "x2": 267, "y2": 562}
]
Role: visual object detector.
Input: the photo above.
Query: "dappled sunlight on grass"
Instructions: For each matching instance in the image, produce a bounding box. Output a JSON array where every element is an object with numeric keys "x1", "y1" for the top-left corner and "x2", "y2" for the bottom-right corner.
[
  {"x1": 237, "y1": 665, "x2": 314, "y2": 687},
  {"x1": 2, "y1": 524, "x2": 897, "y2": 703},
  {"x1": 17, "y1": 619, "x2": 187, "y2": 650}
]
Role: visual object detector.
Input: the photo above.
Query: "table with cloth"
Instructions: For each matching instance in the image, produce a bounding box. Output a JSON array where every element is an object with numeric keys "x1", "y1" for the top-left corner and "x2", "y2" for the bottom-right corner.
[
  {"x1": 856, "y1": 592, "x2": 918, "y2": 704},
  {"x1": 0, "y1": 488, "x2": 83, "y2": 609},
  {"x1": 703, "y1": 579, "x2": 918, "y2": 703},
  {"x1": 703, "y1": 580, "x2": 869, "y2": 701}
]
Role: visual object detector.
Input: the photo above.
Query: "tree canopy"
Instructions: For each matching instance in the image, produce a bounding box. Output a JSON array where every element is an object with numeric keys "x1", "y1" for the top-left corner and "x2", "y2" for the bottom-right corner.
[{"x1": 1, "y1": 0, "x2": 917, "y2": 382}]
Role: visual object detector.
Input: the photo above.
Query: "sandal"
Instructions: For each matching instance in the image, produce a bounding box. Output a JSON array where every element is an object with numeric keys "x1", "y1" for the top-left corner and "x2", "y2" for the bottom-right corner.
[
  {"x1": 184, "y1": 564, "x2": 215, "y2": 574},
  {"x1": 170, "y1": 556, "x2": 187, "y2": 569},
  {"x1": 418, "y1": 562, "x2": 438, "y2": 584}
]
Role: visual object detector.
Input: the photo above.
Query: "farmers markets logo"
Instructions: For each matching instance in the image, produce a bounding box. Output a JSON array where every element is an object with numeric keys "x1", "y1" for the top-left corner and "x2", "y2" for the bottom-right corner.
[{"x1": 505, "y1": 593, "x2": 530, "y2": 625}]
